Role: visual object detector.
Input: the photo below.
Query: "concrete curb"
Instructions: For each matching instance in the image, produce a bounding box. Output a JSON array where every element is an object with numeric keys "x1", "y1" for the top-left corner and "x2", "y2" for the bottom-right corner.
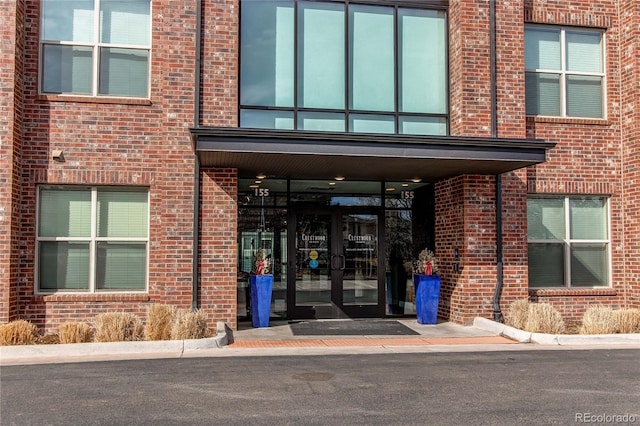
[
  {"x1": 0, "y1": 321, "x2": 230, "y2": 365},
  {"x1": 473, "y1": 317, "x2": 640, "y2": 345}
]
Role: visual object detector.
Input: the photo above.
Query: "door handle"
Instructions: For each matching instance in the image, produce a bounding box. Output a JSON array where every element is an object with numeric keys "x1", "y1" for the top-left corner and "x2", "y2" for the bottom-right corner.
[
  {"x1": 331, "y1": 254, "x2": 346, "y2": 271},
  {"x1": 339, "y1": 254, "x2": 345, "y2": 271}
]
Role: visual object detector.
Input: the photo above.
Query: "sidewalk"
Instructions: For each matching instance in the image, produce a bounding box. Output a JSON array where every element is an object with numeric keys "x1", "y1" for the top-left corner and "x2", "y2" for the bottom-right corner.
[
  {"x1": 2, "y1": 318, "x2": 639, "y2": 366},
  {"x1": 229, "y1": 318, "x2": 515, "y2": 348}
]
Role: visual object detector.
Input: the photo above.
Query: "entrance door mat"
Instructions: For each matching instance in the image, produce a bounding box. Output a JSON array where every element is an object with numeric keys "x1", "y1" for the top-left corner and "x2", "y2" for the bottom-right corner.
[{"x1": 289, "y1": 320, "x2": 420, "y2": 336}]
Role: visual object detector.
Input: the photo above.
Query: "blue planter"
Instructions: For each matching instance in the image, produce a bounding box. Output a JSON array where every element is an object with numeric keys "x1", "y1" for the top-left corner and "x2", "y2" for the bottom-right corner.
[
  {"x1": 250, "y1": 274, "x2": 273, "y2": 328},
  {"x1": 413, "y1": 274, "x2": 441, "y2": 324}
]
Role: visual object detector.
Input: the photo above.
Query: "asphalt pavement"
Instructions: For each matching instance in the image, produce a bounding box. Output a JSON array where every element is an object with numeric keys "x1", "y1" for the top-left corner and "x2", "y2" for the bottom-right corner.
[{"x1": 2, "y1": 349, "x2": 639, "y2": 425}]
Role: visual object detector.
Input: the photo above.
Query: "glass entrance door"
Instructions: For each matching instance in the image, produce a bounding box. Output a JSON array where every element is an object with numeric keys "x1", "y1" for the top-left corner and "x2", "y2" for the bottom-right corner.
[{"x1": 290, "y1": 209, "x2": 383, "y2": 318}]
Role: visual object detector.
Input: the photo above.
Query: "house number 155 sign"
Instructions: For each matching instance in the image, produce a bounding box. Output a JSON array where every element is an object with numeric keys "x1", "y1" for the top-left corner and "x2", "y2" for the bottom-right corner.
[
  {"x1": 400, "y1": 191, "x2": 414, "y2": 199},
  {"x1": 254, "y1": 188, "x2": 270, "y2": 197}
]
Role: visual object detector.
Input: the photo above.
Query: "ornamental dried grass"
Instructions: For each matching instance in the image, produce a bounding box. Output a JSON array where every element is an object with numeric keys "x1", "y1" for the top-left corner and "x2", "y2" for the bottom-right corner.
[
  {"x1": 58, "y1": 322, "x2": 94, "y2": 344},
  {"x1": 144, "y1": 304, "x2": 176, "y2": 341},
  {"x1": 94, "y1": 312, "x2": 144, "y2": 342},
  {"x1": 505, "y1": 299, "x2": 530, "y2": 330},
  {"x1": 0, "y1": 320, "x2": 38, "y2": 346},
  {"x1": 524, "y1": 303, "x2": 565, "y2": 334},
  {"x1": 580, "y1": 306, "x2": 617, "y2": 335},
  {"x1": 615, "y1": 308, "x2": 640, "y2": 334},
  {"x1": 170, "y1": 309, "x2": 210, "y2": 340}
]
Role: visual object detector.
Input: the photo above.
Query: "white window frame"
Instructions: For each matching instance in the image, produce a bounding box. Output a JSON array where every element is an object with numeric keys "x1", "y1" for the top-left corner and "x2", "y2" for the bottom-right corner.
[
  {"x1": 36, "y1": 186, "x2": 150, "y2": 294},
  {"x1": 525, "y1": 25, "x2": 606, "y2": 119},
  {"x1": 39, "y1": 0, "x2": 152, "y2": 99},
  {"x1": 528, "y1": 195, "x2": 612, "y2": 289}
]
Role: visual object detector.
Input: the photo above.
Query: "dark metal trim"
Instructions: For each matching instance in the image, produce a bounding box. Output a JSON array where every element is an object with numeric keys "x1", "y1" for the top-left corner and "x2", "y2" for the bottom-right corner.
[
  {"x1": 191, "y1": 127, "x2": 555, "y2": 151},
  {"x1": 490, "y1": 0, "x2": 504, "y2": 323},
  {"x1": 191, "y1": 0, "x2": 203, "y2": 311},
  {"x1": 299, "y1": 0, "x2": 448, "y2": 10}
]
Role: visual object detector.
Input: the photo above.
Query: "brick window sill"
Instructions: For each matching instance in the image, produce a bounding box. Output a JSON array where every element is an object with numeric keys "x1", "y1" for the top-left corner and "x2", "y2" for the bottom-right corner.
[
  {"x1": 526, "y1": 116, "x2": 611, "y2": 126},
  {"x1": 36, "y1": 293, "x2": 151, "y2": 303},
  {"x1": 529, "y1": 288, "x2": 617, "y2": 297},
  {"x1": 38, "y1": 94, "x2": 152, "y2": 106}
]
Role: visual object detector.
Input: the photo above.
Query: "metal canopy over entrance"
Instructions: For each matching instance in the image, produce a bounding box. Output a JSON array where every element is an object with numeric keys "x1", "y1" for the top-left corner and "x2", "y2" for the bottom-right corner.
[
  {"x1": 199, "y1": 128, "x2": 555, "y2": 322},
  {"x1": 192, "y1": 128, "x2": 555, "y2": 182}
]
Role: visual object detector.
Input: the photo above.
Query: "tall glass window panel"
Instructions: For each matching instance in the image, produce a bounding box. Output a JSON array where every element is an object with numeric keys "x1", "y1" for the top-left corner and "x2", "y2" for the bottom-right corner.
[
  {"x1": 96, "y1": 242, "x2": 147, "y2": 290},
  {"x1": 398, "y1": 9, "x2": 446, "y2": 114},
  {"x1": 39, "y1": 241, "x2": 90, "y2": 291},
  {"x1": 349, "y1": 5, "x2": 394, "y2": 112},
  {"x1": 39, "y1": 189, "x2": 91, "y2": 238},
  {"x1": 99, "y1": 48, "x2": 149, "y2": 97},
  {"x1": 297, "y1": 2, "x2": 345, "y2": 109},
  {"x1": 527, "y1": 197, "x2": 565, "y2": 240},
  {"x1": 571, "y1": 244, "x2": 608, "y2": 287},
  {"x1": 240, "y1": 110, "x2": 294, "y2": 130},
  {"x1": 97, "y1": 189, "x2": 148, "y2": 238},
  {"x1": 349, "y1": 114, "x2": 395, "y2": 134},
  {"x1": 299, "y1": 112, "x2": 345, "y2": 132},
  {"x1": 528, "y1": 243, "x2": 565, "y2": 287},
  {"x1": 525, "y1": 72, "x2": 560, "y2": 116},
  {"x1": 241, "y1": 1, "x2": 294, "y2": 107},
  {"x1": 569, "y1": 197, "x2": 607, "y2": 240},
  {"x1": 100, "y1": 0, "x2": 151, "y2": 45},
  {"x1": 400, "y1": 116, "x2": 447, "y2": 135},
  {"x1": 566, "y1": 30, "x2": 602, "y2": 73},
  {"x1": 524, "y1": 27, "x2": 561, "y2": 70},
  {"x1": 42, "y1": 45, "x2": 93, "y2": 94},
  {"x1": 566, "y1": 75, "x2": 603, "y2": 118},
  {"x1": 42, "y1": 0, "x2": 94, "y2": 42}
]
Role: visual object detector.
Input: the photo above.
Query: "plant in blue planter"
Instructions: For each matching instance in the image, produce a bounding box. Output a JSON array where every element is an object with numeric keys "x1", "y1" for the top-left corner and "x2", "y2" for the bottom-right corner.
[
  {"x1": 250, "y1": 249, "x2": 273, "y2": 328},
  {"x1": 413, "y1": 249, "x2": 440, "y2": 325}
]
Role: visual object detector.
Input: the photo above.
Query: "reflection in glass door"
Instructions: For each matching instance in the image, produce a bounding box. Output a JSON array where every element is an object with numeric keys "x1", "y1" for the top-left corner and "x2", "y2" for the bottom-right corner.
[
  {"x1": 292, "y1": 209, "x2": 382, "y2": 318},
  {"x1": 293, "y1": 213, "x2": 332, "y2": 316},
  {"x1": 342, "y1": 213, "x2": 378, "y2": 306}
]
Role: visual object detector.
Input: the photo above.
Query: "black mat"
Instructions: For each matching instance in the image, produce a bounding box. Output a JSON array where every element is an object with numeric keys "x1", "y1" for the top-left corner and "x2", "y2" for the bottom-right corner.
[{"x1": 289, "y1": 320, "x2": 419, "y2": 336}]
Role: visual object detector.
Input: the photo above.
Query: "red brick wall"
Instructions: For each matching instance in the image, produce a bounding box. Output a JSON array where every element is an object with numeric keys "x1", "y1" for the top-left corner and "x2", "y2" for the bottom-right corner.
[
  {"x1": 15, "y1": 1, "x2": 201, "y2": 332},
  {"x1": 523, "y1": 1, "x2": 631, "y2": 318},
  {"x1": 0, "y1": 0, "x2": 23, "y2": 325},
  {"x1": 196, "y1": 0, "x2": 240, "y2": 328},
  {"x1": 3, "y1": 0, "x2": 638, "y2": 332},
  {"x1": 620, "y1": 0, "x2": 640, "y2": 309},
  {"x1": 199, "y1": 0, "x2": 239, "y2": 127},
  {"x1": 435, "y1": 176, "x2": 464, "y2": 322},
  {"x1": 439, "y1": 1, "x2": 529, "y2": 324},
  {"x1": 198, "y1": 168, "x2": 238, "y2": 330}
]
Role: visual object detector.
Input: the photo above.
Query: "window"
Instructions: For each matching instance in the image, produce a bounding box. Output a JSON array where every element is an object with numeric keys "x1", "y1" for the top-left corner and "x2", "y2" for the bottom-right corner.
[
  {"x1": 240, "y1": 0, "x2": 448, "y2": 135},
  {"x1": 37, "y1": 187, "x2": 149, "y2": 292},
  {"x1": 525, "y1": 26, "x2": 605, "y2": 118},
  {"x1": 527, "y1": 196, "x2": 610, "y2": 288},
  {"x1": 40, "y1": 0, "x2": 151, "y2": 98}
]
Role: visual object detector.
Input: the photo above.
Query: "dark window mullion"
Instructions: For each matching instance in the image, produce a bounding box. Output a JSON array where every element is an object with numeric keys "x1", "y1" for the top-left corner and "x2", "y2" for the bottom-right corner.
[
  {"x1": 344, "y1": 1, "x2": 350, "y2": 132},
  {"x1": 293, "y1": 0, "x2": 299, "y2": 129},
  {"x1": 393, "y1": 6, "x2": 399, "y2": 134}
]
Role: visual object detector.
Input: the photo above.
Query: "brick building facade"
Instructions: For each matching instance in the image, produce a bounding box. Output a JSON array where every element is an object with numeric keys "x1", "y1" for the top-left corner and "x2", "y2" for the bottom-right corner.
[{"x1": 1, "y1": 0, "x2": 638, "y2": 332}]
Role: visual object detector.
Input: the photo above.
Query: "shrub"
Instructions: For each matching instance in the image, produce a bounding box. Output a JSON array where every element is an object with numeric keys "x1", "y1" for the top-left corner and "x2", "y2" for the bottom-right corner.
[
  {"x1": 145, "y1": 304, "x2": 176, "y2": 341},
  {"x1": 170, "y1": 309, "x2": 210, "y2": 340},
  {"x1": 580, "y1": 306, "x2": 617, "y2": 335},
  {"x1": 59, "y1": 322, "x2": 94, "y2": 344},
  {"x1": 505, "y1": 299, "x2": 530, "y2": 330},
  {"x1": 0, "y1": 320, "x2": 38, "y2": 346},
  {"x1": 615, "y1": 308, "x2": 640, "y2": 334},
  {"x1": 524, "y1": 303, "x2": 565, "y2": 334},
  {"x1": 94, "y1": 312, "x2": 144, "y2": 342}
]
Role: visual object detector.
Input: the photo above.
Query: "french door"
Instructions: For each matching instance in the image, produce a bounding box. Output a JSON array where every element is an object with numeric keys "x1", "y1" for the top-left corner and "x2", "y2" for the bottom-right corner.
[{"x1": 289, "y1": 208, "x2": 384, "y2": 318}]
